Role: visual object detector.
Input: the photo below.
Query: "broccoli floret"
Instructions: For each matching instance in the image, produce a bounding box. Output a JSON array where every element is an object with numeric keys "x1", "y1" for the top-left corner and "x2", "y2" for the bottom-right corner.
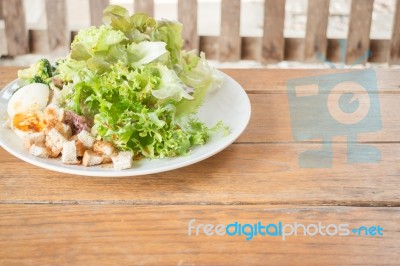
[
  {"x1": 18, "y1": 58, "x2": 54, "y2": 85},
  {"x1": 29, "y1": 76, "x2": 46, "y2": 84}
]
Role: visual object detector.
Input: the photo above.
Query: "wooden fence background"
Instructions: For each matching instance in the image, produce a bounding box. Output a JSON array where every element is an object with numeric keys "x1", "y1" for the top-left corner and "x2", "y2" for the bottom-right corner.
[{"x1": 0, "y1": 0, "x2": 399, "y2": 65}]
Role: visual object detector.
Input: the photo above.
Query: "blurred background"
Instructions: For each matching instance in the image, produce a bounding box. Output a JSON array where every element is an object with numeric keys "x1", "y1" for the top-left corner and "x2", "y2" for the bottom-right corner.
[{"x1": 0, "y1": 0, "x2": 398, "y2": 68}]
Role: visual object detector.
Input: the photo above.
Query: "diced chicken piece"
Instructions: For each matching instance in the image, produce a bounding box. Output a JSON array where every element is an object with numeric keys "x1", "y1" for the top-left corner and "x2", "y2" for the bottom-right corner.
[
  {"x1": 45, "y1": 128, "x2": 67, "y2": 157},
  {"x1": 77, "y1": 130, "x2": 95, "y2": 149},
  {"x1": 82, "y1": 150, "x2": 104, "y2": 167},
  {"x1": 22, "y1": 132, "x2": 45, "y2": 150},
  {"x1": 61, "y1": 140, "x2": 80, "y2": 165},
  {"x1": 29, "y1": 143, "x2": 49, "y2": 158},
  {"x1": 75, "y1": 141, "x2": 86, "y2": 157},
  {"x1": 112, "y1": 151, "x2": 133, "y2": 170},
  {"x1": 93, "y1": 140, "x2": 115, "y2": 157}
]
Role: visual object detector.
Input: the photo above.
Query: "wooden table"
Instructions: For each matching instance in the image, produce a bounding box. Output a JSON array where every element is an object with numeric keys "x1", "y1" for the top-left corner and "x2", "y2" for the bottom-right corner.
[{"x1": 0, "y1": 67, "x2": 399, "y2": 265}]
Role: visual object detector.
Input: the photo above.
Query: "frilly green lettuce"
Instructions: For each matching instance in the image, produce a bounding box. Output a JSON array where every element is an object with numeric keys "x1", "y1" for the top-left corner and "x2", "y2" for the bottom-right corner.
[{"x1": 48, "y1": 4, "x2": 227, "y2": 158}]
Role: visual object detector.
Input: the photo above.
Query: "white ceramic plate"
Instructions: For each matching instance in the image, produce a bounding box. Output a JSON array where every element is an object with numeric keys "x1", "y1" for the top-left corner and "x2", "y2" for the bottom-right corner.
[{"x1": 0, "y1": 72, "x2": 251, "y2": 177}]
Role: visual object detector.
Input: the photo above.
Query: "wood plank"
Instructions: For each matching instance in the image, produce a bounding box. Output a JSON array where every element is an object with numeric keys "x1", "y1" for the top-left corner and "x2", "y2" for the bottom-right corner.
[
  {"x1": 369, "y1": 39, "x2": 390, "y2": 63},
  {"x1": 346, "y1": 0, "x2": 374, "y2": 64},
  {"x1": 389, "y1": 0, "x2": 400, "y2": 64},
  {"x1": 178, "y1": 0, "x2": 199, "y2": 52},
  {"x1": 45, "y1": 0, "x2": 69, "y2": 53},
  {"x1": 1, "y1": 68, "x2": 400, "y2": 204},
  {"x1": 327, "y1": 38, "x2": 344, "y2": 63},
  {"x1": 1, "y1": 142, "x2": 400, "y2": 205},
  {"x1": 304, "y1": 0, "x2": 330, "y2": 62},
  {"x1": 0, "y1": 0, "x2": 6, "y2": 56},
  {"x1": 134, "y1": 0, "x2": 154, "y2": 16},
  {"x1": 0, "y1": 0, "x2": 28, "y2": 56},
  {"x1": 285, "y1": 38, "x2": 304, "y2": 61},
  {"x1": 209, "y1": 37, "x2": 392, "y2": 63},
  {"x1": 262, "y1": 0, "x2": 286, "y2": 63},
  {"x1": 240, "y1": 93, "x2": 400, "y2": 143},
  {"x1": 241, "y1": 37, "x2": 261, "y2": 60},
  {"x1": 0, "y1": 29, "x2": 6, "y2": 56},
  {"x1": 221, "y1": 68, "x2": 400, "y2": 94},
  {"x1": 219, "y1": 0, "x2": 241, "y2": 62},
  {"x1": 89, "y1": 0, "x2": 109, "y2": 26},
  {"x1": 199, "y1": 36, "x2": 218, "y2": 59},
  {"x1": 0, "y1": 205, "x2": 398, "y2": 265},
  {"x1": 29, "y1": 30, "x2": 49, "y2": 54}
]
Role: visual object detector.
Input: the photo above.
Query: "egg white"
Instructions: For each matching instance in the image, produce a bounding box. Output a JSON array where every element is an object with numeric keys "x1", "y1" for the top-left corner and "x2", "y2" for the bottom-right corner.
[{"x1": 7, "y1": 83, "x2": 50, "y2": 118}]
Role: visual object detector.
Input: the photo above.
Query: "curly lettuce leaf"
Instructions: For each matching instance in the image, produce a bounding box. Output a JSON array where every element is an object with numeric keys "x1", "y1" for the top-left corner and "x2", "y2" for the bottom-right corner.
[
  {"x1": 127, "y1": 41, "x2": 167, "y2": 67},
  {"x1": 175, "y1": 52, "x2": 223, "y2": 116},
  {"x1": 152, "y1": 65, "x2": 193, "y2": 102},
  {"x1": 52, "y1": 5, "x2": 227, "y2": 159}
]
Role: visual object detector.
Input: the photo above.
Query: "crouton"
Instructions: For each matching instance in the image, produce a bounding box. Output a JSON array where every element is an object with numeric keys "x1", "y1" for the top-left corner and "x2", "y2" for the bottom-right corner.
[
  {"x1": 61, "y1": 140, "x2": 80, "y2": 165},
  {"x1": 102, "y1": 157, "x2": 113, "y2": 164},
  {"x1": 93, "y1": 140, "x2": 115, "y2": 157},
  {"x1": 111, "y1": 151, "x2": 133, "y2": 170},
  {"x1": 75, "y1": 140, "x2": 86, "y2": 157},
  {"x1": 29, "y1": 143, "x2": 49, "y2": 158},
  {"x1": 77, "y1": 130, "x2": 94, "y2": 149},
  {"x1": 44, "y1": 104, "x2": 65, "y2": 122},
  {"x1": 45, "y1": 128, "x2": 67, "y2": 157},
  {"x1": 55, "y1": 123, "x2": 72, "y2": 138},
  {"x1": 82, "y1": 150, "x2": 104, "y2": 167},
  {"x1": 22, "y1": 132, "x2": 45, "y2": 150}
]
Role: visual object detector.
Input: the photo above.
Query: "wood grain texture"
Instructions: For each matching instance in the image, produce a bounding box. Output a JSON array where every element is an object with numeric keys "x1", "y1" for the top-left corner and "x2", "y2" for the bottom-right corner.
[
  {"x1": 199, "y1": 35, "x2": 218, "y2": 59},
  {"x1": 304, "y1": 0, "x2": 330, "y2": 62},
  {"x1": 0, "y1": 0, "x2": 28, "y2": 56},
  {"x1": 389, "y1": 0, "x2": 400, "y2": 64},
  {"x1": 0, "y1": 0, "x2": 6, "y2": 56},
  {"x1": 369, "y1": 39, "x2": 390, "y2": 63},
  {"x1": 134, "y1": 0, "x2": 154, "y2": 16},
  {"x1": 219, "y1": 0, "x2": 241, "y2": 61},
  {"x1": 242, "y1": 37, "x2": 261, "y2": 60},
  {"x1": 178, "y1": 0, "x2": 198, "y2": 52},
  {"x1": 262, "y1": 0, "x2": 286, "y2": 63},
  {"x1": 89, "y1": 0, "x2": 109, "y2": 26},
  {"x1": 29, "y1": 30, "x2": 49, "y2": 54},
  {"x1": 285, "y1": 38, "x2": 304, "y2": 61},
  {"x1": 0, "y1": 30, "x2": 6, "y2": 56},
  {"x1": 346, "y1": 0, "x2": 374, "y2": 64},
  {"x1": 1, "y1": 67, "x2": 399, "y2": 264},
  {"x1": 0, "y1": 205, "x2": 399, "y2": 265},
  {"x1": 200, "y1": 37, "x2": 394, "y2": 64},
  {"x1": 45, "y1": 0, "x2": 69, "y2": 53},
  {"x1": 1, "y1": 142, "x2": 400, "y2": 205}
]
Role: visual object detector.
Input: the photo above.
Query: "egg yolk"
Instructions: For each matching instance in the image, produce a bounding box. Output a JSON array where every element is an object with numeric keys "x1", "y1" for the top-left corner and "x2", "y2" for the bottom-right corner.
[{"x1": 12, "y1": 111, "x2": 46, "y2": 132}]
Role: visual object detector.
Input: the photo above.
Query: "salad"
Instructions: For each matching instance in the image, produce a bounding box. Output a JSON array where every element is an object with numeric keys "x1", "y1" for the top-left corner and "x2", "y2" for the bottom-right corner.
[{"x1": 5, "y1": 5, "x2": 227, "y2": 170}]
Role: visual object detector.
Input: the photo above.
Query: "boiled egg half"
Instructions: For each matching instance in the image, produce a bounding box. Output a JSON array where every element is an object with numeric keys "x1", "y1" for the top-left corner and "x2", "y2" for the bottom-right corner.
[{"x1": 7, "y1": 83, "x2": 50, "y2": 138}]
